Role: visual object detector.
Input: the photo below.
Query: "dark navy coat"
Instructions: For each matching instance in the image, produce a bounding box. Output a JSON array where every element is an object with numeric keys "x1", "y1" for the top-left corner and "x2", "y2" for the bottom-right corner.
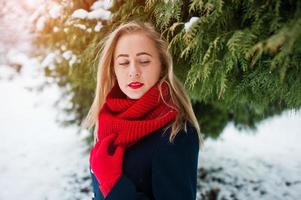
[{"x1": 90, "y1": 122, "x2": 200, "y2": 200}]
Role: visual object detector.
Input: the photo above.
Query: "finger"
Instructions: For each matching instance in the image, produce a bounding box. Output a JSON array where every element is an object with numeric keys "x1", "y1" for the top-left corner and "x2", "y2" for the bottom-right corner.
[
  {"x1": 100, "y1": 134, "x2": 117, "y2": 149},
  {"x1": 114, "y1": 145, "x2": 125, "y2": 158},
  {"x1": 95, "y1": 134, "x2": 117, "y2": 156},
  {"x1": 114, "y1": 146, "x2": 125, "y2": 166}
]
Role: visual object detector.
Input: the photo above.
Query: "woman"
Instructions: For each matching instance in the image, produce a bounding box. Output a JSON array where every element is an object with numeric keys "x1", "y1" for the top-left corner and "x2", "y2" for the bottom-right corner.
[{"x1": 83, "y1": 21, "x2": 204, "y2": 200}]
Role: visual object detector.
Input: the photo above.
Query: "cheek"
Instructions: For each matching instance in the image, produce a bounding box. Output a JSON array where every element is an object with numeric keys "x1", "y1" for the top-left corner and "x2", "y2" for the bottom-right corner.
[
  {"x1": 143, "y1": 71, "x2": 160, "y2": 85},
  {"x1": 114, "y1": 67, "x2": 125, "y2": 83},
  {"x1": 144, "y1": 64, "x2": 161, "y2": 83}
]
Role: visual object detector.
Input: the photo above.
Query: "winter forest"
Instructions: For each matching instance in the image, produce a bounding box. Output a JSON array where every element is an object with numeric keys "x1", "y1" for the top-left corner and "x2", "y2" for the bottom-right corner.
[{"x1": 0, "y1": 0, "x2": 301, "y2": 199}]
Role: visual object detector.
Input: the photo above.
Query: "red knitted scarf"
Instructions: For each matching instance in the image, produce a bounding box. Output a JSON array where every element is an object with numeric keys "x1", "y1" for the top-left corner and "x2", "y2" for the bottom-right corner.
[
  {"x1": 98, "y1": 81, "x2": 178, "y2": 147},
  {"x1": 90, "y1": 81, "x2": 178, "y2": 196}
]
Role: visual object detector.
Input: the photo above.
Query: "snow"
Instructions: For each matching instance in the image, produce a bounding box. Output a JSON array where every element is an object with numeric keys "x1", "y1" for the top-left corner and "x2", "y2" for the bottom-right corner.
[
  {"x1": 62, "y1": 50, "x2": 79, "y2": 66},
  {"x1": 94, "y1": 22, "x2": 103, "y2": 32},
  {"x1": 72, "y1": 8, "x2": 111, "y2": 21},
  {"x1": 6, "y1": 50, "x2": 32, "y2": 67},
  {"x1": 91, "y1": 0, "x2": 113, "y2": 10},
  {"x1": 0, "y1": 64, "x2": 16, "y2": 79},
  {"x1": 36, "y1": 16, "x2": 47, "y2": 31},
  {"x1": 49, "y1": 4, "x2": 62, "y2": 19},
  {"x1": 87, "y1": 8, "x2": 111, "y2": 20},
  {"x1": 73, "y1": 24, "x2": 87, "y2": 30},
  {"x1": 41, "y1": 52, "x2": 59, "y2": 69},
  {"x1": 30, "y1": 2, "x2": 62, "y2": 31},
  {"x1": 71, "y1": 9, "x2": 88, "y2": 19},
  {"x1": 72, "y1": 2, "x2": 112, "y2": 21},
  {"x1": 41, "y1": 50, "x2": 79, "y2": 69},
  {"x1": 0, "y1": 58, "x2": 92, "y2": 200},
  {"x1": 198, "y1": 110, "x2": 301, "y2": 199},
  {"x1": 62, "y1": 51, "x2": 73, "y2": 60},
  {"x1": 184, "y1": 16, "x2": 199, "y2": 32}
]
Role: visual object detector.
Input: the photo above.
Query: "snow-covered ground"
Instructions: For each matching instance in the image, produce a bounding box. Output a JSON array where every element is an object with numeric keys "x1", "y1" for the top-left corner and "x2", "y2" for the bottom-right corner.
[
  {"x1": 198, "y1": 111, "x2": 301, "y2": 200},
  {"x1": 0, "y1": 61, "x2": 93, "y2": 200}
]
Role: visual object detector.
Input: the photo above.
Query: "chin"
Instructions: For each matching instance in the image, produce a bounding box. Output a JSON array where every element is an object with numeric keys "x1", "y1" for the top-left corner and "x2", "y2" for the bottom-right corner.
[
  {"x1": 127, "y1": 94, "x2": 141, "y2": 99},
  {"x1": 126, "y1": 91, "x2": 144, "y2": 99}
]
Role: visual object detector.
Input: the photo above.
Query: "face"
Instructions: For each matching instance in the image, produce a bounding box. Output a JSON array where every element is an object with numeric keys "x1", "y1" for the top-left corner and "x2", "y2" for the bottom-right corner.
[{"x1": 113, "y1": 31, "x2": 162, "y2": 99}]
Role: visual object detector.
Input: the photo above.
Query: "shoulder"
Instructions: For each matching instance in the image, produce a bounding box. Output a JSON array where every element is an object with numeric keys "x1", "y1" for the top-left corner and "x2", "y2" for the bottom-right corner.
[
  {"x1": 155, "y1": 121, "x2": 200, "y2": 156},
  {"x1": 162, "y1": 121, "x2": 199, "y2": 147}
]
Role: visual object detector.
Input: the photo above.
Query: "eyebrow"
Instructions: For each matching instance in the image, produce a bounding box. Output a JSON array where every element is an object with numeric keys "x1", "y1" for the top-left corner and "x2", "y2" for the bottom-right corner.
[
  {"x1": 137, "y1": 52, "x2": 152, "y2": 57},
  {"x1": 116, "y1": 52, "x2": 152, "y2": 58}
]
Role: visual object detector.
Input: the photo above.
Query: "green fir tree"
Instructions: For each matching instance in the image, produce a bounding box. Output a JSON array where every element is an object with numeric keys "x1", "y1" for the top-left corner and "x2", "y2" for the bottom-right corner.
[{"x1": 33, "y1": 0, "x2": 301, "y2": 139}]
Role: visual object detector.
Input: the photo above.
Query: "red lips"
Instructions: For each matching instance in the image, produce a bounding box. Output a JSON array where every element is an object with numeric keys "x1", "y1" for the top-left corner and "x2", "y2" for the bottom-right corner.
[{"x1": 128, "y1": 82, "x2": 144, "y2": 89}]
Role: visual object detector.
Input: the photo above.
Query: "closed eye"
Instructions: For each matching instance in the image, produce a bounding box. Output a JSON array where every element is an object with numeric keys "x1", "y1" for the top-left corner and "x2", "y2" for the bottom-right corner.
[
  {"x1": 119, "y1": 62, "x2": 129, "y2": 65},
  {"x1": 140, "y1": 61, "x2": 150, "y2": 65}
]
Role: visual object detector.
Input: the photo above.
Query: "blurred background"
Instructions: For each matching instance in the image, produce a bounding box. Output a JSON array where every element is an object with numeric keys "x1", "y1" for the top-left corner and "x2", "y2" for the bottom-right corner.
[{"x1": 0, "y1": 0, "x2": 300, "y2": 200}]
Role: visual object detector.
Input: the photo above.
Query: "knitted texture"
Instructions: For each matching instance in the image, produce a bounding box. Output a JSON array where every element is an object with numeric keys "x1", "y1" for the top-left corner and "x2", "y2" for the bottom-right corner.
[{"x1": 89, "y1": 81, "x2": 178, "y2": 197}]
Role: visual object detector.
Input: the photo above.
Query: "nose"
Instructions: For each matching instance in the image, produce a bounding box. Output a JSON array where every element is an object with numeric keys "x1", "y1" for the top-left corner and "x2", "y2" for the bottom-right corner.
[{"x1": 129, "y1": 61, "x2": 141, "y2": 78}]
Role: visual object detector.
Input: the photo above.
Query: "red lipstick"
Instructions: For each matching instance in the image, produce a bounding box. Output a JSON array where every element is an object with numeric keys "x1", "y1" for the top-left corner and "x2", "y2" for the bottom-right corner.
[{"x1": 128, "y1": 82, "x2": 144, "y2": 89}]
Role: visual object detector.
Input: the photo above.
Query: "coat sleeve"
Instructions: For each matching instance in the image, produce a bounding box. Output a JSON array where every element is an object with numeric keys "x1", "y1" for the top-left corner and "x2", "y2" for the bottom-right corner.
[
  {"x1": 90, "y1": 168, "x2": 151, "y2": 200},
  {"x1": 151, "y1": 125, "x2": 200, "y2": 200}
]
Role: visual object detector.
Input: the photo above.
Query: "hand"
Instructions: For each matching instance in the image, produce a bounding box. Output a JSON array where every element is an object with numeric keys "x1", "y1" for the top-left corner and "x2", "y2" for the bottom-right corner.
[{"x1": 89, "y1": 134, "x2": 125, "y2": 197}]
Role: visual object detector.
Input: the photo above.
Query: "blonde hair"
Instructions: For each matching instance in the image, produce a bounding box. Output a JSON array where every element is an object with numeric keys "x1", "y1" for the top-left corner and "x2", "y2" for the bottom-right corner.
[{"x1": 82, "y1": 21, "x2": 204, "y2": 149}]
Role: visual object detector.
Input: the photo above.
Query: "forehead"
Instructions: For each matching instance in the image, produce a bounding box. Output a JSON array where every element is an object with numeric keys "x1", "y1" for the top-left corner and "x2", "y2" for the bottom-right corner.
[{"x1": 114, "y1": 31, "x2": 158, "y2": 57}]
